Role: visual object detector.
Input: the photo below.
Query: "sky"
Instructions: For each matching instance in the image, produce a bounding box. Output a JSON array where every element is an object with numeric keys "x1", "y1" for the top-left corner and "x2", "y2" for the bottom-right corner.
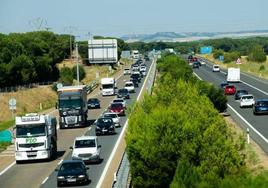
[{"x1": 1, "y1": 0, "x2": 268, "y2": 38}]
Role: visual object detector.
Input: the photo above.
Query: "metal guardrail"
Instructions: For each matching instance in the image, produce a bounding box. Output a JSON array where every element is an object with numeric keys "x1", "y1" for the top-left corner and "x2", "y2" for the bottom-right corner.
[
  {"x1": 86, "y1": 80, "x2": 99, "y2": 94},
  {"x1": 112, "y1": 59, "x2": 157, "y2": 188}
]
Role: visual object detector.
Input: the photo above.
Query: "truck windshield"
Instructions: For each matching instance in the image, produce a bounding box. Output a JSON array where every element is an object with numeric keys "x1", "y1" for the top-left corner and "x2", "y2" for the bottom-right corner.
[
  {"x1": 59, "y1": 98, "x2": 81, "y2": 109},
  {"x1": 102, "y1": 84, "x2": 114, "y2": 89},
  {"x1": 16, "y1": 124, "x2": 46, "y2": 138}
]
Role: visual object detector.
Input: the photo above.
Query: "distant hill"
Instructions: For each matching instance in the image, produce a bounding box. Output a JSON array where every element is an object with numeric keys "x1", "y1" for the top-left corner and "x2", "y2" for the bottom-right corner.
[{"x1": 121, "y1": 30, "x2": 268, "y2": 42}]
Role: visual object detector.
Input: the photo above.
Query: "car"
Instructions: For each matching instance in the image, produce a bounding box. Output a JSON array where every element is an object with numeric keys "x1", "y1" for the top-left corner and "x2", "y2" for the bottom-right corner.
[
  {"x1": 70, "y1": 136, "x2": 101, "y2": 163},
  {"x1": 87, "y1": 98, "x2": 100, "y2": 109},
  {"x1": 123, "y1": 68, "x2": 131, "y2": 75},
  {"x1": 132, "y1": 65, "x2": 140, "y2": 72},
  {"x1": 56, "y1": 160, "x2": 89, "y2": 187},
  {"x1": 240, "y1": 94, "x2": 255, "y2": 108},
  {"x1": 220, "y1": 82, "x2": 229, "y2": 89},
  {"x1": 95, "y1": 117, "x2": 116, "y2": 135},
  {"x1": 109, "y1": 102, "x2": 125, "y2": 116},
  {"x1": 224, "y1": 85, "x2": 236, "y2": 95},
  {"x1": 124, "y1": 81, "x2": 135, "y2": 93},
  {"x1": 131, "y1": 72, "x2": 141, "y2": 82},
  {"x1": 212, "y1": 65, "x2": 220, "y2": 72},
  {"x1": 253, "y1": 99, "x2": 268, "y2": 115},
  {"x1": 112, "y1": 98, "x2": 126, "y2": 108},
  {"x1": 192, "y1": 62, "x2": 199, "y2": 69},
  {"x1": 235, "y1": 90, "x2": 248, "y2": 100},
  {"x1": 140, "y1": 65, "x2": 146, "y2": 72},
  {"x1": 102, "y1": 112, "x2": 120, "y2": 127},
  {"x1": 117, "y1": 88, "x2": 130, "y2": 99},
  {"x1": 130, "y1": 78, "x2": 139, "y2": 87}
]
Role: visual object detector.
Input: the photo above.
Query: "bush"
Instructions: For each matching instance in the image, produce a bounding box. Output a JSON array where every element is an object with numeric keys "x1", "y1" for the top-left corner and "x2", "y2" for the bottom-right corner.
[
  {"x1": 224, "y1": 51, "x2": 240, "y2": 63},
  {"x1": 72, "y1": 65, "x2": 86, "y2": 81},
  {"x1": 259, "y1": 65, "x2": 265, "y2": 72},
  {"x1": 248, "y1": 45, "x2": 267, "y2": 63},
  {"x1": 60, "y1": 67, "x2": 73, "y2": 86},
  {"x1": 213, "y1": 49, "x2": 224, "y2": 59}
]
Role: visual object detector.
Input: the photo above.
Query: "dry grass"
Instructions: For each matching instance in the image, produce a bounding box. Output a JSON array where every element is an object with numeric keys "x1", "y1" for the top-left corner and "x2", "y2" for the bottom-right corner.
[
  {"x1": 0, "y1": 87, "x2": 57, "y2": 123},
  {"x1": 224, "y1": 116, "x2": 268, "y2": 174},
  {"x1": 200, "y1": 54, "x2": 268, "y2": 79}
]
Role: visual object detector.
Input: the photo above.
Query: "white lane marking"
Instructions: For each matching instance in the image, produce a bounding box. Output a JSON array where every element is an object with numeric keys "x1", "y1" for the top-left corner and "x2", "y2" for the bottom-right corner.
[
  {"x1": 96, "y1": 60, "x2": 156, "y2": 188},
  {"x1": 0, "y1": 161, "x2": 16, "y2": 176},
  {"x1": 193, "y1": 71, "x2": 268, "y2": 144},
  {"x1": 227, "y1": 104, "x2": 268, "y2": 144},
  {"x1": 240, "y1": 80, "x2": 268, "y2": 96},
  {"x1": 240, "y1": 72, "x2": 268, "y2": 85},
  {"x1": 57, "y1": 159, "x2": 63, "y2": 165},
  {"x1": 41, "y1": 176, "x2": 49, "y2": 185}
]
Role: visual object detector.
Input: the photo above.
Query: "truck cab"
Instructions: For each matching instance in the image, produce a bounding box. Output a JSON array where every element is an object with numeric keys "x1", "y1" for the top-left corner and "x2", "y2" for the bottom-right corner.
[
  {"x1": 101, "y1": 78, "x2": 116, "y2": 96},
  {"x1": 15, "y1": 113, "x2": 57, "y2": 163}
]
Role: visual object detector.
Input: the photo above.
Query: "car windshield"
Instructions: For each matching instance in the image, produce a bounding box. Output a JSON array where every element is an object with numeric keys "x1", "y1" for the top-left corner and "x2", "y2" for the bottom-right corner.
[
  {"x1": 124, "y1": 69, "x2": 129, "y2": 71},
  {"x1": 60, "y1": 162, "x2": 84, "y2": 172},
  {"x1": 102, "y1": 84, "x2": 114, "y2": 89},
  {"x1": 75, "y1": 139, "x2": 96, "y2": 148},
  {"x1": 238, "y1": 90, "x2": 248, "y2": 94},
  {"x1": 242, "y1": 96, "x2": 253, "y2": 100},
  {"x1": 114, "y1": 99, "x2": 123, "y2": 103},
  {"x1": 111, "y1": 103, "x2": 123, "y2": 108},
  {"x1": 103, "y1": 114, "x2": 117, "y2": 118},
  {"x1": 226, "y1": 86, "x2": 234, "y2": 89},
  {"x1": 125, "y1": 83, "x2": 133, "y2": 87},
  {"x1": 214, "y1": 65, "x2": 219, "y2": 68},
  {"x1": 256, "y1": 101, "x2": 268, "y2": 106},
  {"x1": 88, "y1": 98, "x2": 98, "y2": 103},
  {"x1": 16, "y1": 123, "x2": 46, "y2": 138},
  {"x1": 97, "y1": 118, "x2": 113, "y2": 127},
  {"x1": 118, "y1": 89, "x2": 128, "y2": 94}
]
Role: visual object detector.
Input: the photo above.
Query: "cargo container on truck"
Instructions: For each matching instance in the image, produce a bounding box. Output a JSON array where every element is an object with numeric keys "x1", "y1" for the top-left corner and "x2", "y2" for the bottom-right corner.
[{"x1": 227, "y1": 68, "x2": 240, "y2": 82}]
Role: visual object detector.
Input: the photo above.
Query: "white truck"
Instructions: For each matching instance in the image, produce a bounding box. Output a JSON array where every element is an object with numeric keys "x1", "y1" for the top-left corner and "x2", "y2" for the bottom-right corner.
[
  {"x1": 227, "y1": 68, "x2": 240, "y2": 82},
  {"x1": 101, "y1": 78, "x2": 116, "y2": 96},
  {"x1": 88, "y1": 39, "x2": 118, "y2": 64},
  {"x1": 132, "y1": 50, "x2": 140, "y2": 59},
  {"x1": 15, "y1": 113, "x2": 57, "y2": 163}
]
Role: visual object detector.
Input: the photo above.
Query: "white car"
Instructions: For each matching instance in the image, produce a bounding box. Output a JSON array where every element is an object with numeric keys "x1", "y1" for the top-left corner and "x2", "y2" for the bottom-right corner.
[
  {"x1": 124, "y1": 68, "x2": 131, "y2": 75},
  {"x1": 124, "y1": 81, "x2": 135, "y2": 93},
  {"x1": 140, "y1": 66, "x2": 146, "y2": 72},
  {"x1": 102, "y1": 112, "x2": 120, "y2": 127},
  {"x1": 240, "y1": 94, "x2": 255, "y2": 108},
  {"x1": 112, "y1": 98, "x2": 126, "y2": 108},
  {"x1": 71, "y1": 136, "x2": 101, "y2": 163},
  {"x1": 212, "y1": 65, "x2": 220, "y2": 72}
]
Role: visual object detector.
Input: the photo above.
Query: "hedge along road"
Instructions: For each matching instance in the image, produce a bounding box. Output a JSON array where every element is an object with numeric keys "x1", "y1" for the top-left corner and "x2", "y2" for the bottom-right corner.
[
  {"x1": 0, "y1": 59, "x2": 153, "y2": 188},
  {"x1": 192, "y1": 62, "x2": 268, "y2": 154}
]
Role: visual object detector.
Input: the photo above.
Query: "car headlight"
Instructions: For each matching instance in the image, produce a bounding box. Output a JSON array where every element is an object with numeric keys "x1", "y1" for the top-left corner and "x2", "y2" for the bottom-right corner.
[
  {"x1": 57, "y1": 176, "x2": 65, "y2": 179},
  {"x1": 96, "y1": 126, "x2": 101, "y2": 130},
  {"x1": 78, "y1": 175, "x2": 85, "y2": 178},
  {"x1": 63, "y1": 112, "x2": 67, "y2": 116},
  {"x1": 110, "y1": 125, "x2": 114, "y2": 129}
]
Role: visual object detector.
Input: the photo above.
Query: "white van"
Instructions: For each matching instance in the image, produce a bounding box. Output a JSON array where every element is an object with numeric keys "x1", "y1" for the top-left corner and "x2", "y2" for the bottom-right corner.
[{"x1": 101, "y1": 78, "x2": 116, "y2": 96}]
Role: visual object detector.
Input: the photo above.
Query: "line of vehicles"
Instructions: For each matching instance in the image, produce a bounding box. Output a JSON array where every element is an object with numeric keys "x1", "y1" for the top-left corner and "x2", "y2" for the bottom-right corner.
[
  {"x1": 13, "y1": 55, "x2": 149, "y2": 186},
  {"x1": 188, "y1": 55, "x2": 268, "y2": 115}
]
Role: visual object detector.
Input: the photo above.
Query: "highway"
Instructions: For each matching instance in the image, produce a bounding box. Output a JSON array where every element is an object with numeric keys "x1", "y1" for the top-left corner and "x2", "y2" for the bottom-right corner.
[
  {"x1": 192, "y1": 61, "x2": 268, "y2": 153},
  {"x1": 0, "y1": 59, "x2": 154, "y2": 188}
]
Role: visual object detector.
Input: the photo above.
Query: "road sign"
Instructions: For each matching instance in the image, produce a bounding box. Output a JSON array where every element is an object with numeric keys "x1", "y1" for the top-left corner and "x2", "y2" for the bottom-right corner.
[
  {"x1": 236, "y1": 58, "x2": 242, "y2": 64},
  {"x1": 9, "y1": 98, "x2": 16, "y2": 110}
]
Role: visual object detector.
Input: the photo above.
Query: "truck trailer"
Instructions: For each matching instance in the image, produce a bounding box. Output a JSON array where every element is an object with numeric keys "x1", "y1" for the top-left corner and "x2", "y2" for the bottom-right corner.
[
  {"x1": 15, "y1": 113, "x2": 57, "y2": 163},
  {"x1": 227, "y1": 68, "x2": 240, "y2": 82},
  {"x1": 57, "y1": 85, "x2": 88, "y2": 129}
]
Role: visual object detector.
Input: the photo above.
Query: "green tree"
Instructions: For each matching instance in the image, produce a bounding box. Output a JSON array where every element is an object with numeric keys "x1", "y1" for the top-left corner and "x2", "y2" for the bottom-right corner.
[
  {"x1": 72, "y1": 65, "x2": 86, "y2": 81},
  {"x1": 248, "y1": 44, "x2": 267, "y2": 62},
  {"x1": 60, "y1": 67, "x2": 73, "y2": 85}
]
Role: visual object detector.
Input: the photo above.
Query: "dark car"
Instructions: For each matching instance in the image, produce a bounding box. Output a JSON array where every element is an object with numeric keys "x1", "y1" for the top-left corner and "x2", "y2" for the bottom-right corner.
[
  {"x1": 87, "y1": 98, "x2": 100, "y2": 109},
  {"x1": 192, "y1": 62, "x2": 200, "y2": 69},
  {"x1": 253, "y1": 99, "x2": 268, "y2": 115},
  {"x1": 131, "y1": 72, "x2": 141, "y2": 82},
  {"x1": 56, "y1": 160, "x2": 89, "y2": 187},
  {"x1": 109, "y1": 102, "x2": 125, "y2": 116},
  {"x1": 235, "y1": 90, "x2": 248, "y2": 100},
  {"x1": 130, "y1": 78, "x2": 139, "y2": 87},
  {"x1": 220, "y1": 82, "x2": 229, "y2": 89},
  {"x1": 95, "y1": 117, "x2": 116, "y2": 135},
  {"x1": 117, "y1": 88, "x2": 130, "y2": 99}
]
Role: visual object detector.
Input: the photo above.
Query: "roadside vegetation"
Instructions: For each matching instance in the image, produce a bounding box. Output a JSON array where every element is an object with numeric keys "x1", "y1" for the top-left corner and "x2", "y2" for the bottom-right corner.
[{"x1": 126, "y1": 54, "x2": 268, "y2": 188}]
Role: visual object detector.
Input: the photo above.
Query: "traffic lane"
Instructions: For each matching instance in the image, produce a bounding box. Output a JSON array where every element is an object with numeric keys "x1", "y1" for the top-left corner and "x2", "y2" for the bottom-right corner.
[
  {"x1": 41, "y1": 62, "x2": 151, "y2": 187},
  {"x1": 202, "y1": 60, "x2": 268, "y2": 93},
  {"x1": 0, "y1": 65, "x2": 136, "y2": 188},
  {"x1": 41, "y1": 75, "x2": 146, "y2": 188},
  {"x1": 193, "y1": 66, "x2": 268, "y2": 138}
]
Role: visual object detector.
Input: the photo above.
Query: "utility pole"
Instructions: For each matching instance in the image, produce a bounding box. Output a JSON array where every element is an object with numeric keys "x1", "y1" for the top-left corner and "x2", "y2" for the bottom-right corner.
[
  {"x1": 76, "y1": 42, "x2": 80, "y2": 85},
  {"x1": 70, "y1": 35, "x2": 72, "y2": 59}
]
